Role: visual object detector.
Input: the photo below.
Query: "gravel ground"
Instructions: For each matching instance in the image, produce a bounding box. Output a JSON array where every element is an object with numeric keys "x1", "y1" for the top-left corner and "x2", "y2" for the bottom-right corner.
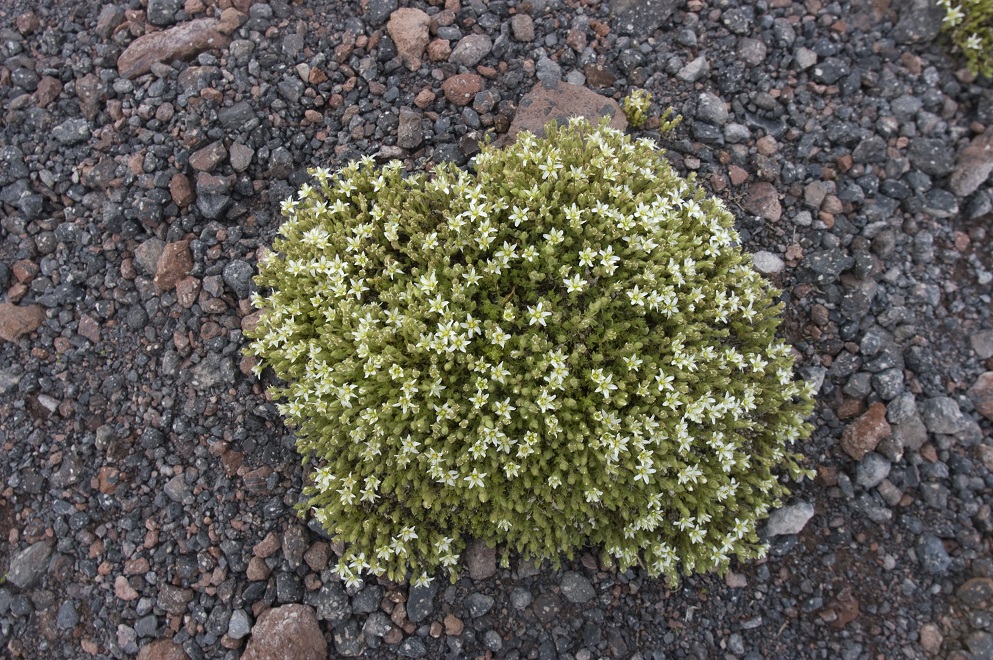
[{"x1": 1, "y1": 0, "x2": 992, "y2": 658}]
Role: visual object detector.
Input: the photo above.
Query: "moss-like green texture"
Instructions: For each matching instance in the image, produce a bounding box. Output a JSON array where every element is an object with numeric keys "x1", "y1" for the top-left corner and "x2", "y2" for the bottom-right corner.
[
  {"x1": 247, "y1": 118, "x2": 814, "y2": 588},
  {"x1": 939, "y1": 0, "x2": 993, "y2": 77}
]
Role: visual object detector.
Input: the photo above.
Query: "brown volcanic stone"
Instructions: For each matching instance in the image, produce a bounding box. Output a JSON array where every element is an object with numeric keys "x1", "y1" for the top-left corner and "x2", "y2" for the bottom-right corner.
[
  {"x1": 243, "y1": 605, "x2": 327, "y2": 660},
  {"x1": 137, "y1": 639, "x2": 189, "y2": 660},
  {"x1": 35, "y1": 76, "x2": 62, "y2": 107},
  {"x1": 0, "y1": 303, "x2": 45, "y2": 342},
  {"x1": 441, "y1": 73, "x2": 483, "y2": 106},
  {"x1": 950, "y1": 132, "x2": 993, "y2": 198},
  {"x1": 154, "y1": 241, "x2": 193, "y2": 291},
  {"x1": 387, "y1": 8, "x2": 431, "y2": 71},
  {"x1": 117, "y1": 19, "x2": 231, "y2": 79},
  {"x1": 189, "y1": 141, "x2": 227, "y2": 172},
  {"x1": 742, "y1": 181, "x2": 782, "y2": 222},
  {"x1": 840, "y1": 402, "x2": 891, "y2": 460},
  {"x1": 502, "y1": 80, "x2": 626, "y2": 144},
  {"x1": 170, "y1": 173, "x2": 194, "y2": 207},
  {"x1": 968, "y1": 372, "x2": 993, "y2": 421}
]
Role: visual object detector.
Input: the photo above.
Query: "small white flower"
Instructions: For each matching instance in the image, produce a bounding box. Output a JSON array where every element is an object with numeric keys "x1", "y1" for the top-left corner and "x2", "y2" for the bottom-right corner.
[
  {"x1": 464, "y1": 469, "x2": 487, "y2": 489},
  {"x1": 563, "y1": 273, "x2": 586, "y2": 293},
  {"x1": 577, "y1": 246, "x2": 598, "y2": 267},
  {"x1": 526, "y1": 301, "x2": 552, "y2": 327}
]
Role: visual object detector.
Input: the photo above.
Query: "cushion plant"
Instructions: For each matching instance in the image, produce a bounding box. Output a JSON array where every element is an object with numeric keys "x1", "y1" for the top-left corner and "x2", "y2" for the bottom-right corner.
[{"x1": 246, "y1": 117, "x2": 814, "y2": 589}]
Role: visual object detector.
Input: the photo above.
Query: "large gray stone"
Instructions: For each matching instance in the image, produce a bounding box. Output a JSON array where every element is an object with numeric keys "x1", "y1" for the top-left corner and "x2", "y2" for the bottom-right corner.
[
  {"x1": 611, "y1": 0, "x2": 679, "y2": 37},
  {"x1": 765, "y1": 502, "x2": 814, "y2": 537},
  {"x1": 6, "y1": 541, "x2": 52, "y2": 589}
]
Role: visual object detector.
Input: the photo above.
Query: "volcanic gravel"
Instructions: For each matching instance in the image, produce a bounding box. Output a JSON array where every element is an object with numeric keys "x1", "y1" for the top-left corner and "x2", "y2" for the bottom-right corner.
[{"x1": 1, "y1": 0, "x2": 992, "y2": 658}]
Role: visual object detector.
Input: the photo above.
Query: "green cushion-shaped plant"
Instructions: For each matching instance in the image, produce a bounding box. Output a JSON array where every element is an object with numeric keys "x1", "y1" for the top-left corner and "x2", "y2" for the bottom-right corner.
[
  {"x1": 247, "y1": 118, "x2": 814, "y2": 589},
  {"x1": 938, "y1": 0, "x2": 993, "y2": 78}
]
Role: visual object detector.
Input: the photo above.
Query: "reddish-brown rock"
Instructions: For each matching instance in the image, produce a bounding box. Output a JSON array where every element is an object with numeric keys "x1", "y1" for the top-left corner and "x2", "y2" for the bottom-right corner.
[
  {"x1": 840, "y1": 402, "x2": 892, "y2": 460},
  {"x1": 0, "y1": 303, "x2": 45, "y2": 342},
  {"x1": 137, "y1": 639, "x2": 189, "y2": 660},
  {"x1": 414, "y1": 88, "x2": 436, "y2": 109},
  {"x1": 117, "y1": 19, "x2": 231, "y2": 79},
  {"x1": 115, "y1": 575, "x2": 139, "y2": 601},
  {"x1": 502, "y1": 80, "x2": 626, "y2": 144},
  {"x1": 427, "y1": 38, "x2": 452, "y2": 62},
  {"x1": 387, "y1": 8, "x2": 431, "y2": 71},
  {"x1": 217, "y1": 8, "x2": 247, "y2": 36},
  {"x1": 950, "y1": 132, "x2": 993, "y2": 198},
  {"x1": 154, "y1": 241, "x2": 193, "y2": 291},
  {"x1": 35, "y1": 76, "x2": 63, "y2": 107},
  {"x1": 742, "y1": 181, "x2": 782, "y2": 222},
  {"x1": 170, "y1": 173, "x2": 194, "y2": 207},
  {"x1": 441, "y1": 73, "x2": 483, "y2": 106},
  {"x1": 188, "y1": 141, "x2": 227, "y2": 172},
  {"x1": 968, "y1": 372, "x2": 993, "y2": 421},
  {"x1": 242, "y1": 605, "x2": 327, "y2": 660},
  {"x1": 957, "y1": 577, "x2": 993, "y2": 609}
]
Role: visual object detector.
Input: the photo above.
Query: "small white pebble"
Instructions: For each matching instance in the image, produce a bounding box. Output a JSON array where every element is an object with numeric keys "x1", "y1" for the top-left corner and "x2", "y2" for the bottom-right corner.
[{"x1": 752, "y1": 250, "x2": 785, "y2": 275}]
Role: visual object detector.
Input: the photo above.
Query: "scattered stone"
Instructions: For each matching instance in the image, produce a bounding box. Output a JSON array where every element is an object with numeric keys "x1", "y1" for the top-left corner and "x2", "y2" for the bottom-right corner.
[
  {"x1": 0, "y1": 304, "x2": 46, "y2": 343},
  {"x1": 222, "y1": 260, "x2": 254, "y2": 299},
  {"x1": 229, "y1": 143, "x2": 254, "y2": 172},
  {"x1": 363, "y1": 0, "x2": 398, "y2": 26},
  {"x1": 856, "y1": 453, "x2": 891, "y2": 489},
  {"x1": 696, "y1": 91, "x2": 728, "y2": 126},
  {"x1": 466, "y1": 540, "x2": 497, "y2": 580},
  {"x1": 742, "y1": 182, "x2": 782, "y2": 221},
  {"x1": 154, "y1": 241, "x2": 193, "y2": 291},
  {"x1": 243, "y1": 605, "x2": 327, "y2": 660},
  {"x1": 841, "y1": 402, "x2": 892, "y2": 460},
  {"x1": 57, "y1": 600, "x2": 80, "y2": 629},
  {"x1": 156, "y1": 585, "x2": 193, "y2": 615},
  {"x1": 677, "y1": 56, "x2": 709, "y2": 82},
  {"x1": 919, "y1": 623, "x2": 943, "y2": 655},
  {"x1": 917, "y1": 534, "x2": 951, "y2": 575},
  {"x1": 920, "y1": 397, "x2": 968, "y2": 435},
  {"x1": 957, "y1": 577, "x2": 993, "y2": 609},
  {"x1": 892, "y1": 0, "x2": 944, "y2": 43},
  {"x1": 449, "y1": 34, "x2": 492, "y2": 68},
  {"x1": 397, "y1": 107, "x2": 423, "y2": 149},
  {"x1": 560, "y1": 572, "x2": 595, "y2": 604},
  {"x1": 464, "y1": 592, "x2": 495, "y2": 617},
  {"x1": 136, "y1": 639, "x2": 188, "y2": 660},
  {"x1": 36, "y1": 76, "x2": 63, "y2": 108},
  {"x1": 950, "y1": 133, "x2": 993, "y2": 197},
  {"x1": 968, "y1": 372, "x2": 993, "y2": 421},
  {"x1": 611, "y1": 0, "x2": 678, "y2": 38},
  {"x1": 387, "y1": 8, "x2": 431, "y2": 71},
  {"x1": 511, "y1": 14, "x2": 535, "y2": 42},
  {"x1": 169, "y1": 174, "x2": 194, "y2": 207},
  {"x1": 504, "y1": 80, "x2": 625, "y2": 144},
  {"x1": 118, "y1": 19, "x2": 231, "y2": 79},
  {"x1": 189, "y1": 141, "x2": 227, "y2": 172},
  {"x1": 765, "y1": 502, "x2": 815, "y2": 537},
  {"x1": 397, "y1": 637, "x2": 427, "y2": 658},
  {"x1": 752, "y1": 251, "x2": 785, "y2": 275},
  {"x1": 228, "y1": 609, "x2": 251, "y2": 640},
  {"x1": 908, "y1": 139, "x2": 955, "y2": 178},
  {"x1": 406, "y1": 583, "x2": 437, "y2": 623},
  {"x1": 441, "y1": 73, "x2": 483, "y2": 106},
  {"x1": 147, "y1": 0, "x2": 183, "y2": 26},
  {"x1": 115, "y1": 576, "x2": 140, "y2": 601},
  {"x1": 6, "y1": 541, "x2": 52, "y2": 589},
  {"x1": 52, "y1": 118, "x2": 91, "y2": 146}
]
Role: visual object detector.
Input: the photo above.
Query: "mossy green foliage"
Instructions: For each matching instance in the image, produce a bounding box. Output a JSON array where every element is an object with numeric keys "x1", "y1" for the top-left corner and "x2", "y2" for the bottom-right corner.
[
  {"x1": 621, "y1": 89, "x2": 652, "y2": 128},
  {"x1": 939, "y1": 0, "x2": 993, "y2": 78},
  {"x1": 247, "y1": 118, "x2": 814, "y2": 589}
]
